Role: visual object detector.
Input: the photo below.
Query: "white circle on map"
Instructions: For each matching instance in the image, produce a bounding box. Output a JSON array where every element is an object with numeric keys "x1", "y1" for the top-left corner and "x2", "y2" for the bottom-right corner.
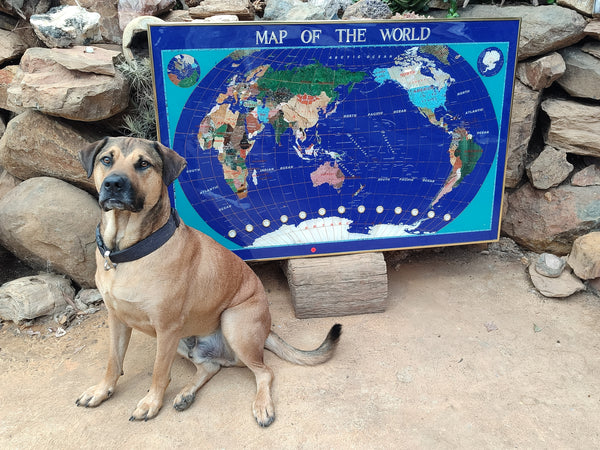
[
  {"x1": 299, "y1": 211, "x2": 307, "y2": 220},
  {"x1": 228, "y1": 230, "x2": 237, "y2": 238},
  {"x1": 262, "y1": 219, "x2": 271, "y2": 227},
  {"x1": 357, "y1": 205, "x2": 366, "y2": 213},
  {"x1": 376, "y1": 206, "x2": 384, "y2": 214},
  {"x1": 318, "y1": 208, "x2": 326, "y2": 216},
  {"x1": 338, "y1": 206, "x2": 346, "y2": 214},
  {"x1": 245, "y1": 224, "x2": 254, "y2": 232},
  {"x1": 394, "y1": 207, "x2": 402, "y2": 214},
  {"x1": 444, "y1": 214, "x2": 452, "y2": 221},
  {"x1": 411, "y1": 208, "x2": 419, "y2": 216},
  {"x1": 427, "y1": 211, "x2": 435, "y2": 219},
  {"x1": 280, "y1": 215, "x2": 288, "y2": 223}
]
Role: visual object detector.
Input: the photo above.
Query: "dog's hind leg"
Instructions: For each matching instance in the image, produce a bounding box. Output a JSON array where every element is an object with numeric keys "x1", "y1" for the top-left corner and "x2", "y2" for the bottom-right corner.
[
  {"x1": 220, "y1": 298, "x2": 275, "y2": 427},
  {"x1": 173, "y1": 361, "x2": 221, "y2": 411}
]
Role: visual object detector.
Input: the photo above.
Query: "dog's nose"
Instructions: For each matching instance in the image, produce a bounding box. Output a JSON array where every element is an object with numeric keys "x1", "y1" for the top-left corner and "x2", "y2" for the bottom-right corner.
[{"x1": 102, "y1": 174, "x2": 130, "y2": 193}]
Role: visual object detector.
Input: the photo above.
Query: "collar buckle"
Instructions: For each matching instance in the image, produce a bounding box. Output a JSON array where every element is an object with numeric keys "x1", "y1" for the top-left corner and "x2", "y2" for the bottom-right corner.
[{"x1": 103, "y1": 250, "x2": 117, "y2": 271}]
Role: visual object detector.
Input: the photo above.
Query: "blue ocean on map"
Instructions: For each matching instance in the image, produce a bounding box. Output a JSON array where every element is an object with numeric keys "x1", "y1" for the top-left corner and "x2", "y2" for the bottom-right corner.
[{"x1": 172, "y1": 45, "x2": 499, "y2": 249}]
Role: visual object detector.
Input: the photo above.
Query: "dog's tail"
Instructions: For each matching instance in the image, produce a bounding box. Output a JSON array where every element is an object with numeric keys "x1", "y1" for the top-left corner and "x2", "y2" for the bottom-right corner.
[{"x1": 265, "y1": 324, "x2": 342, "y2": 366}]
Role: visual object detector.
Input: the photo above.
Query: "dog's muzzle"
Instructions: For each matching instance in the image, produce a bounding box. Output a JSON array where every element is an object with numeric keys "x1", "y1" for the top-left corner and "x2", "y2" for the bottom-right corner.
[{"x1": 99, "y1": 173, "x2": 143, "y2": 212}]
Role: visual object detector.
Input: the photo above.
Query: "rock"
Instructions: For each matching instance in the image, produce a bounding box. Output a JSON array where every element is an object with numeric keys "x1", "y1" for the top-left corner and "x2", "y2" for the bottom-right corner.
[
  {"x1": 516, "y1": 52, "x2": 565, "y2": 91},
  {"x1": 161, "y1": 9, "x2": 193, "y2": 22},
  {"x1": 0, "y1": 110, "x2": 102, "y2": 191},
  {"x1": 263, "y1": 0, "x2": 339, "y2": 21},
  {"x1": 122, "y1": 15, "x2": 164, "y2": 62},
  {"x1": 44, "y1": 46, "x2": 121, "y2": 76},
  {"x1": 118, "y1": 0, "x2": 175, "y2": 30},
  {"x1": 189, "y1": 0, "x2": 254, "y2": 20},
  {"x1": 526, "y1": 145, "x2": 573, "y2": 190},
  {"x1": 0, "y1": 0, "x2": 51, "y2": 18},
  {"x1": 535, "y1": 253, "x2": 566, "y2": 278},
  {"x1": 0, "y1": 65, "x2": 23, "y2": 113},
  {"x1": 557, "y1": 0, "x2": 596, "y2": 16},
  {"x1": 0, "y1": 29, "x2": 28, "y2": 65},
  {"x1": 568, "y1": 232, "x2": 600, "y2": 279},
  {"x1": 571, "y1": 165, "x2": 600, "y2": 186},
  {"x1": 557, "y1": 46, "x2": 600, "y2": 100},
  {"x1": 430, "y1": 5, "x2": 587, "y2": 60},
  {"x1": 528, "y1": 264, "x2": 585, "y2": 298},
  {"x1": 202, "y1": 14, "x2": 240, "y2": 22},
  {"x1": 7, "y1": 47, "x2": 130, "y2": 122},
  {"x1": 0, "y1": 167, "x2": 20, "y2": 201},
  {"x1": 585, "y1": 19, "x2": 600, "y2": 39},
  {"x1": 30, "y1": 5, "x2": 102, "y2": 48},
  {"x1": 542, "y1": 98, "x2": 600, "y2": 158},
  {"x1": 0, "y1": 177, "x2": 99, "y2": 288},
  {"x1": 342, "y1": 0, "x2": 392, "y2": 20},
  {"x1": 262, "y1": 0, "x2": 303, "y2": 20},
  {"x1": 582, "y1": 42, "x2": 600, "y2": 59},
  {"x1": 505, "y1": 80, "x2": 542, "y2": 188},
  {"x1": 502, "y1": 182, "x2": 600, "y2": 255},
  {"x1": 61, "y1": 0, "x2": 122, "y2": 44},
  {"x1": 0, "y1": 273, "x2": 74, "y2": 323},
  {"x1": 74, "y1": 288, "x2": 103, "y2": 311}
]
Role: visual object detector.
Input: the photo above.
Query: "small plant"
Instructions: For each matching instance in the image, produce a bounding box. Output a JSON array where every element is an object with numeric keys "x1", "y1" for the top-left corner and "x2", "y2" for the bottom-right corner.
[
  {"x1": 445, "y1": 0, "x2": 459, "y2": 17},
  {"x1": 115, "y1": 57, "x2": 157, "y2": 141}
]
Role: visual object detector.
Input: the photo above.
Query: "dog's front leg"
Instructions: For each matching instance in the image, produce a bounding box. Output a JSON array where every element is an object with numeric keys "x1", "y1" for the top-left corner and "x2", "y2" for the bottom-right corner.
[
  {"x1": 76, "y1": 310, "x2": 132, "y2": 408},
  {"x1": 129, "y1": 331, "x2": 179, "y2": 421}
]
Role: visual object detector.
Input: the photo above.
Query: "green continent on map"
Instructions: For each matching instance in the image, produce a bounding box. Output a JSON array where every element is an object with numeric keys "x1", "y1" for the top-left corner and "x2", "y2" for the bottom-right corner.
[
  {"x1": 431, "y1": 127, "x2": 483, "y2": 207},
  {"x1": 197, "y1": 60, "x2": 366, "y2": 198},
  {"x1": 256, "y1": 62, "x2": 366, "y2": 102}
]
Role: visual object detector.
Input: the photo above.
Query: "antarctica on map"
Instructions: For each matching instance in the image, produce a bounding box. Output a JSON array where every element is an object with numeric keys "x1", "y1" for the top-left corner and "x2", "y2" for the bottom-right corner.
[{"x1": 150, "y1": 20, "x2": 520, "y2": 260}]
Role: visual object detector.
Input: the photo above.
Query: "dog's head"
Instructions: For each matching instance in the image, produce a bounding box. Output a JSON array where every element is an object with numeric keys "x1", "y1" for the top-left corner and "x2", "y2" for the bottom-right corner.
[{"x1": 79, "y1": 137, "x2": 187, "y2": 212}]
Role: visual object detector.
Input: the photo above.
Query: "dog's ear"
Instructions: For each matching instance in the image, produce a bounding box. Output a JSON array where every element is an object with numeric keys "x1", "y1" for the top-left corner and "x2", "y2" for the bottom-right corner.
[
  {"x1": 79, "y1": 137, "x2": 109, "y2": 178},
  {"x1": 153, "y1": 141, "x2": 187, "y2": 186}
]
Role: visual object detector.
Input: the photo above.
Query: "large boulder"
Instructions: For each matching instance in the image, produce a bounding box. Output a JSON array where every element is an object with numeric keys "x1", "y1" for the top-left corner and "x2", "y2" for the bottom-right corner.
[
  {"x1": 541, "y1": 98, "x2": 600, "y2": 158},
  {"x1": 189, "y1": 0, "x2": 254, "y2": 20},
  {"x1": 0, "y1": 177, "x2": 100, "y2": 288},
  {"x1": 7, "y1": 47, "x2": 129, "y2": 122},
  {"x1": 0, "y1": 110, "x2": 103, "y2": 192},
  {"x1": 432, "y1": 4, "x2": 587, "y2": 60},
  {"x1": 0, "y1": 274, "x2": 73, "y2": 323},
  {"x1": 568, "y1": 232, "x2": 600, "y2": 280},
  {"x1": 61, "y1": 0, "x2": 123, "y2": 44},
  {"x1": 502, "y1": 183, "x2": 600, "y2": 255},
  {"x1": 0, "y1": 29, "x2": 29, "y2": 65},
  {"x1": 557, "y1": 46, "x2": 600, "y2": 100},
  {"x1": 29, "y1": 5, "x2": 102, "y2": 48},
  {"x1": 505, "y1": 80, "x2": 542, "y2": 188}
]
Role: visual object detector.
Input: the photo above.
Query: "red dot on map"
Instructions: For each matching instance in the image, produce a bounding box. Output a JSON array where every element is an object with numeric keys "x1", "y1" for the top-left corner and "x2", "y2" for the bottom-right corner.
[{"x1": 311, "y1": 247, "x2": 317, "y2": 253}]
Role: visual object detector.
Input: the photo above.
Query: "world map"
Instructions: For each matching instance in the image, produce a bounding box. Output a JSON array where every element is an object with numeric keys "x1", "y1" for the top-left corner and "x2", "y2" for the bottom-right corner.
[{"x1": 172, "y1": 43, "x2": 501, "y2": 254}]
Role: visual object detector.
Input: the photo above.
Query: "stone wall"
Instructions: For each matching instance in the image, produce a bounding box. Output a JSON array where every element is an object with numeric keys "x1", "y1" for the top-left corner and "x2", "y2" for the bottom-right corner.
[{"x1": 1, "y1": 0, "x2": 600, "y2": 306}]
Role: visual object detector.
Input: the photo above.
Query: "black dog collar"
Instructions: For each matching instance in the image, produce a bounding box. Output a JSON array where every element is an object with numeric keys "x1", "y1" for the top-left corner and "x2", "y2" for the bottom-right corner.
[{"x1": 96, "y1": 208, "x2": 181, "y2": 270}]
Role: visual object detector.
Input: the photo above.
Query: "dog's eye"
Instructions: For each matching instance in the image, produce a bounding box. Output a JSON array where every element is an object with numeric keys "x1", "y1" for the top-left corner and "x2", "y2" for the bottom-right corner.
[
  {"x1": 100, "y1": 156, "x2": 112, "y2": 166},
  {"x1": 138, "y1": 160, "x2": 151, "y2": 170}
]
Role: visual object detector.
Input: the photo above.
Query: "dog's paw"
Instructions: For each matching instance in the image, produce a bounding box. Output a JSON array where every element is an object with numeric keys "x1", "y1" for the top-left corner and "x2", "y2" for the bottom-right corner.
[
  {"x1": 173, "y1": 392, "x2": 196, "y2": 412},
  {"x1": 129, "y1": 393, "x2": 163, "y2": 421},
  {"x1": 252, "y1": 398, "x2": 275, "y2": 427},
  {"x1": 75, "y1": 384, "x2": 113, "y2": 408}
]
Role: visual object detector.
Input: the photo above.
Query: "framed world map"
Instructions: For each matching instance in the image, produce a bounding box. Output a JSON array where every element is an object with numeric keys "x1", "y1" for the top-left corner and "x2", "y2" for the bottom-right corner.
[{"x1": 149, "y1": 19, "x2": 520, "y2": 261}]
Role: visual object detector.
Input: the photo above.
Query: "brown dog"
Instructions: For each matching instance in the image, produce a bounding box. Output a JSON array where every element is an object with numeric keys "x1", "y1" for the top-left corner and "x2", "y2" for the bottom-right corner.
[{"x1": 76, "y1": 136, "x2": 341, "y2": 425}]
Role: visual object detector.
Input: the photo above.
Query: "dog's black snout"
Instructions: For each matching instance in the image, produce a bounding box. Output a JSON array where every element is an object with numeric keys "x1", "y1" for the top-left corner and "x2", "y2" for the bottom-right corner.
[{"x1": 103, "y1": 174, "x2": 129, "y2": 193}]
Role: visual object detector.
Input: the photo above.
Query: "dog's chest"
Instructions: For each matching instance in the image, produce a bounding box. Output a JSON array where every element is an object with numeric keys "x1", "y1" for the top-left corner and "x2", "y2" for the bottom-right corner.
[{"x1": 97, "y1": 271, "x2": 157, "y2": 333}]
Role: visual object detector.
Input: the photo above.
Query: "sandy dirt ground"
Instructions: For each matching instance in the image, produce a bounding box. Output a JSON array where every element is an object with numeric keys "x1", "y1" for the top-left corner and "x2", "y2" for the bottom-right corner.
[{"x1": 1, "y1": 245, "x2": 600, "y2": 449}]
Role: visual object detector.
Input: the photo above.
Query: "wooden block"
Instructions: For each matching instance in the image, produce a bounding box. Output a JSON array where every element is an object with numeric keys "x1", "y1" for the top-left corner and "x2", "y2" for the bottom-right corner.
[{"x1": 283, "y1": 252, "x2": 388, "y2": 319}]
